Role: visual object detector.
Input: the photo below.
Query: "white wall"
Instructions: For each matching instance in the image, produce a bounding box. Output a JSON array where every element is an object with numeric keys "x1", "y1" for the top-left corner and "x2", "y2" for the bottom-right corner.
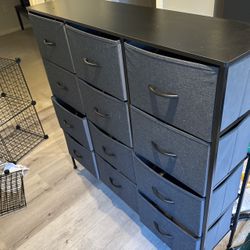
[
  {"x1": 157, "y1": 0, "x2": 215, "y2": 17},
  {"x1": 0, "y1": 0, "x2": 30, "y2": 36}
]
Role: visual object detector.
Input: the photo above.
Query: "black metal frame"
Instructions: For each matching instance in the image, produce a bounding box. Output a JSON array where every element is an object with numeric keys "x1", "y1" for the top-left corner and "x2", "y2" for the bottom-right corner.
[{"x1": 199, "y1": 65, "x2": 229, "y2": 249}]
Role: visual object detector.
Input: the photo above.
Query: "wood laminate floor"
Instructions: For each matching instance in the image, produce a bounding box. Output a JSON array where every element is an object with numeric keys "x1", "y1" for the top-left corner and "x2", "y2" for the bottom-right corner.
[{"x1": 0, "y1": 29, "x2": 249, "y2": 250}]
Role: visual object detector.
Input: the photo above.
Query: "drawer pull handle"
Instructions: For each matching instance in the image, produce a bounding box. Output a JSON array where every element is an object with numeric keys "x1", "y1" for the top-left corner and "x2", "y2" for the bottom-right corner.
[
  {"x1": 148, "y1": 85, "x2": 178, "y2": 98},
  {"x1": 102, "y1": 146, "x2": 116, "y2": 157},
  {"x1": 151, "y1": 141, "x2": 176, "y2": 158},
  {"x1": 152, "y1": 186, "x2": 174, "y2": 204},
  {"x1": 153, "y1": 221, "x2": 173, "y2": 238},
  {"x1": 43, "y1": 39, "x2": 56, "y2": 46},
  {"x1": 83, "y1": 58, "x2": 98, "y2": 67},
  {"x1": 109, "y1": 177, "x2": 122, "y2": 188},
  {"x1": 56, "y1": 82, "x2": 67, "y2": 90},
  {"x1": 94, "y1": 107, "x2": 110, "y2": 118},
  {"x1": 73, "y1": 150, "x2": 82, "y2": 159},
  {"x1": 63, "y1": 120, "x2": 73, "y2": 129}
]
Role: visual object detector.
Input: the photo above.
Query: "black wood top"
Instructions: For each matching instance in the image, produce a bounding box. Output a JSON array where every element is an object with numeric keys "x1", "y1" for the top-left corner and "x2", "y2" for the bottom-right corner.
[{"x1": 28, "y1": 0, "x2": 250, "y2": 66}]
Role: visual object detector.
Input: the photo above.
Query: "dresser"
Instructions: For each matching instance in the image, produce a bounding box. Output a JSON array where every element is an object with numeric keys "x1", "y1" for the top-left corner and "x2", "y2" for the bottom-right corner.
[{"x1": 28, "y1": 0, "x2": 250, "y2": 249}]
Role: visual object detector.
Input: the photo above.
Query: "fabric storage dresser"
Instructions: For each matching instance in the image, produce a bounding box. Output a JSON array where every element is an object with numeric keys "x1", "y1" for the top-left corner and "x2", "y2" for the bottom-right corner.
[{"x1": 28, "y1": 0, "x2": 250, "y2": 249}]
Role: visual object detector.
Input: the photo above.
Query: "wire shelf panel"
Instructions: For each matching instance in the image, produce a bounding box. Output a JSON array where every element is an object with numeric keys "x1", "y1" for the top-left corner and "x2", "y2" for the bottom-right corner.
[
  {"x1": 0, "y1": 57, "x2": 33, "y2": 103},
  {"x1": 0, "y1": 171, "x2": 26, "y2": 216},
  {"x1": 0, "y1": 106, "x2": 45, "y2": 163},
  {"x1": 0, "y1": 57, "x2": 47, "y2": 163},
  {"x1": 0, "y1": 96, "x2": 32, "y2": 127}
]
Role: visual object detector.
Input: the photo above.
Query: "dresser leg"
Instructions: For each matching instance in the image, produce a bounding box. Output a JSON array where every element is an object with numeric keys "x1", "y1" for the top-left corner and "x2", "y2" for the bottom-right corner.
[
  {"x1": 72, "y1": 157, "x2": 77, "y2": 169},
  {"x1": 227, "y1": 153, "x2": 250, "y2": 249}
]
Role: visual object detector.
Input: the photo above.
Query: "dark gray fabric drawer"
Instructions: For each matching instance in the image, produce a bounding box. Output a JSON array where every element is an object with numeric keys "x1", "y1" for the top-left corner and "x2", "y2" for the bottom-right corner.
[
  {"x1": 44, "y1": 61, "x2": 83, "y2": 113},
  {"x1": 215, "y1": 115, "x2": 250, "y2": 185},
  {"x1": 221, "y1": 54, "x2": 250, "y2": 130},
  {"x1": 64, "y1": 133, "x2": 97, "y2": 177},
  {"x1": 52, "y1": 97, "x2": 93, "y2": 150},
  {"x1": 29, "y1": 13, "x2": 74, "y2": 72},
  {"x1": 96, "y1": 154, "x2": 137, "y2": 212},
  {"x1": 134, "y1": 155, "x2": 242, "y2": 237},
  {"x1": 205, "y1": 204, "x2": 233, "y2": 250},
  {"x1": 125, "y1": 43, "x2": 218, "y2": 142},
  {"x1": 66, "y1": 25, "x2": 127, "y2": 101},
  {"x1": 79, "y1": 80, "x2": 132, "y2": 147},
  {"x1": 230, "y1": 115, "x2": 250, "y2": 172},
  {"x1": 138, "y1": 193, "x2": 200, "y2": 250},
  {"x1": 131, "y1": 106, "x2": 209, "y2": 196},
  {"x1": 89, "y1": 122, "x2": 135, "y2": 183},
  {"x1": 138, "y1": 194, "x2": 233, "y2": 250},
  {"x1": 131, "y1": 106, "x2": 243, "y2": 196}
]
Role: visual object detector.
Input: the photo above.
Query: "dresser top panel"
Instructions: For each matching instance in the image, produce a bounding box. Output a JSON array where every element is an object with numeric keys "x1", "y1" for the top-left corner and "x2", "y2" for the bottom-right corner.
[{"x1": 28, "y1": 0, "x2": 250, "y2": 66}]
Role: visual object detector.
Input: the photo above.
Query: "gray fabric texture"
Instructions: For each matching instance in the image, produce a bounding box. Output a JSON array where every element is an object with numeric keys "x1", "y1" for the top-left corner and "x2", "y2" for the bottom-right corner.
[
  {"x1": 44, "y1": 60, "x2": 84, "y2": 114},
  {"x1": 52, "y1": 97, "x2": 93, "y2": 150},
  {"x1": 134, "y1": 155, "x2": 242, "y2": 237},
  {"x1": 64, "y1": 133, "x2": 97, "y2": 177},
  {"x1": 205, "y1": 203, "x2": 233, "y2": 250},
  {"x1": 138, "y1": 193, "x2": 233, "y2": 250},
  {"x1": 89, "y1": 122, "x2": 136, "y2": 183},
  {"x1": 125, "y1": 43, "x2": 218, "y2": 142},
  {"x1": 137, "y1": 193, "x2": 200, "y2": 250},
  {"x1": 29, "y1": 14, "x2": 74, "y2": 73},
  {"x1": 79, "y1": 80, "x2": 132, "y2": 147},
  {"x1": 221, "y1": 55, "x2": 250, "y2": 131},
  {"x1": 66, "y1": 25, "x2": 127, "y2": 101},
  {"x1": 131, "y1": 106, "x2": 210, "y2": 196},
  {"x1": 96, "y1": 154, "x2": 138, "y2": 212}
]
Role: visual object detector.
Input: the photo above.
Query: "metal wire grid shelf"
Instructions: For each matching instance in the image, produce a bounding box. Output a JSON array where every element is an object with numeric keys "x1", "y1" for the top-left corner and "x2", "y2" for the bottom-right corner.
[
  {"x1": 0, "y1": 57, "x2": 48, "y2": 163},
  {"x1": 0, "y1": 170, "x2": 26, "y2": 217}
]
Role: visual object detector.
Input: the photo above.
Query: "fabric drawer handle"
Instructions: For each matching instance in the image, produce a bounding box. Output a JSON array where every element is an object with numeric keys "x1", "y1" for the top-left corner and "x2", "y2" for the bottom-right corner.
[
  {"x1": 73, "y1": 150, "x2": 82, "y2": 159},
  {"x1": 148, "y1": 85, "x2": 178, "y2": 98},
  {"x1": 102, "y1": 146, "x2": 116, "y2": 157},
  {"x1": 153, "y1": 221, "x2": 173, "y2": 238},
  {"x1": 109, "y1": 177, "x2": 122, "y2": 188},
  {"x1": 94, "y1": 107, "x2": 110, "y2": 118},
  {"x1": 43, "y1": 39, "x2": 56, "y2": 46},
  {"x1": 151, "y1": 141, "x2": 177, "y2": 158},
  {"x1": 56, "y1": 81, "x2": 67, "y2": 90},
  {"x1": 152, "y1": 186, "x2": 174, "y2": 204},
  {"x1": 83, "y1": 58, "x2": 98, "y2": 67},
  {"x1": 63, "y1": 120, "x2": 73, "y2": 129}
]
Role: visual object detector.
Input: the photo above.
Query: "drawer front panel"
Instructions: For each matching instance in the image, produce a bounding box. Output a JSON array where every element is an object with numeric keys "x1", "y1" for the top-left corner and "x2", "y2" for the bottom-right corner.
[
  {"x1": 131, "y1": 106, "x2": 209, "y2": 196},
  {"x1": 230, "y1": 115, "x2": 250, "y2": 171},
  {"x1": 52, "y1": 97, "x2": 93, "y2": 150},
  {"x1": 66, "y1": 25, "x2": 127, "y2": 101},
  {"x1": 96, "y1": 154, "x2": 137, "y2": 211},
  {"x1": 205, "y1": 204, "x2": 233, "y2": 250},
  {"x1": 221, "y1": 55, "x2": 250, "y2": 131},
  {"x1": 137, "y1": 194, "x2": 200, "y2": 250},
  {"x1": 65, "y1": 133, "x2": 97, "y2": 177},
  {"x1": 89, "y1": 122, "x2": 135, "y2": 183},
  {"x1": 125, "y1": 43, "x2": 218, "y2": 142},
  {"x1": 134, "y1": 155, "x2": 204, "y2": 237},
  {"x1": 209, "y1": 164, "x2": 242, "y2": 225},
  {"x1": 29, "y1": 14, "x2": 74, "y2": 72},
  {"x1": 44, "y1": 61, "x2": 83, "y2": 113},
  {"x1": 215, "y1": 115, "x2": 250, "y2": 185},
  {"x1": 135, "y1": 155, "x2": 242, "y2": 237},
  {"x1": 138, "y1": 194, "x2": 233, "y2": 250},
  {"x1": 79, "y1": 80, "x2": 132, "y2": 147}
]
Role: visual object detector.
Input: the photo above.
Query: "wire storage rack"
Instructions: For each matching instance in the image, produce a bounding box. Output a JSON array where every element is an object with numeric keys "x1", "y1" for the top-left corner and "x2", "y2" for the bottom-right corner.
[
  {"x1": 0, "y1": 57, "x2": 48, "y2": 163},
  {"x1": 0, "y1": 170, "x2": 26, "y2": 217}
]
